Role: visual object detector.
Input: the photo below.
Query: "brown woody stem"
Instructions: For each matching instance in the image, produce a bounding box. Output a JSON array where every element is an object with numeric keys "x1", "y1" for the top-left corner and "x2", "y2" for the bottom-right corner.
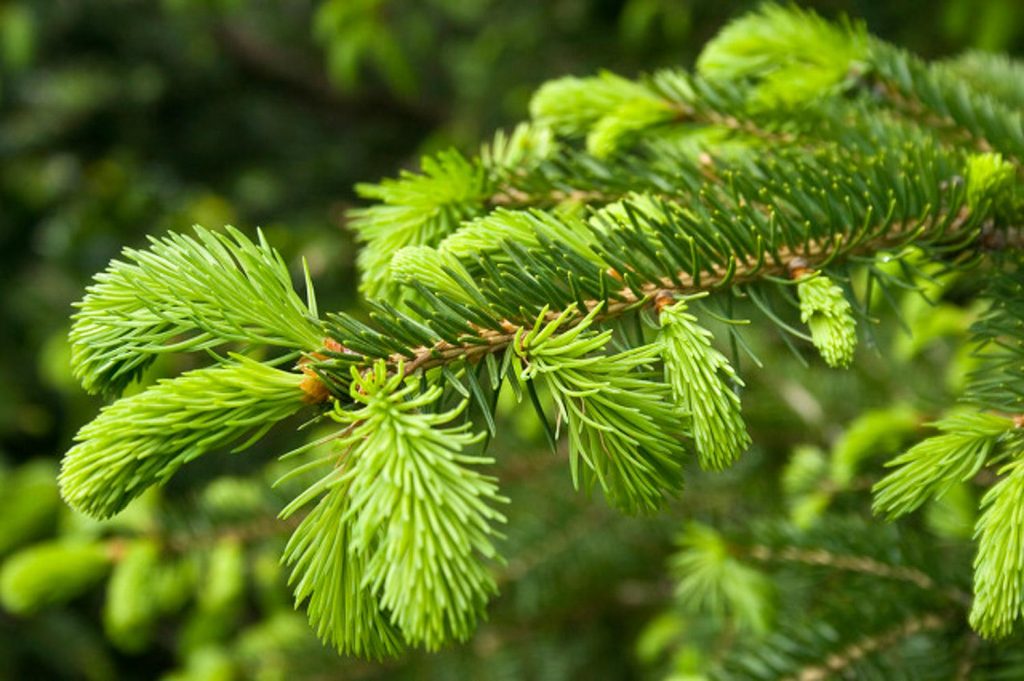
[
  {"x1": 388, "y1": 210, "x2": 974, "y2": 375},
  {"x1": 305, "y1": 206, "x2": 978, "y2": 403}
]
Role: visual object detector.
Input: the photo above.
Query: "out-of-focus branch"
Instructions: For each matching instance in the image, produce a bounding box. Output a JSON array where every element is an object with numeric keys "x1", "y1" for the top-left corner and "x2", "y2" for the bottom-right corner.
[{"x1": 214, "y1": 22, "x2": 444, "y2": 127}]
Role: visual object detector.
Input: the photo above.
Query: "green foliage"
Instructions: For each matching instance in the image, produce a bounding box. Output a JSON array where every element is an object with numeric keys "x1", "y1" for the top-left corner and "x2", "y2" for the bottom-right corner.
[
  {"x1": 973, "y1": 456, "x2": 1024, "y2": 637},
  {"x1": 697, "y1": 4, "x2": 869, "y2": 107},
  {"x1": 0, "y1": 459, "x2": 60, "y2": 556},
  {"x1": 967, "y1": 152, "x2": 1019, "y2": 218},
  {"x1": 314, "y1": 0, "x2": 416, "y2": 98},
  {"x1": 104, "y1": 539, "x2": 166, "y2": 652},
  {"x1": 653, "y1": 515, "x2": 970, "y2": 680},
  {"x1": 780, "y1": 405, "x2": 921, "y2": 528},
  {"x1": 512, "y1": 306, "x2": 688, "y2": 513},
  {"x1": 390, "y1": 245, "x2": 478, "y2": 306},
  {"x1": 0, "y1": 4, "x2": 34, "y2": 73},
  {"x1": 797, "y1": 273, "x2": 858, "y2": 369},
  {"x1": 967, "y1": 270, "x2": 1024, "y2": 413},
  {"x1": 529, "y1": 71, "x2": 668, "y2": 144},
  {"x1": 44, "y1": 2, "x2": 1024, "y2": 672},
  {"x1": 10, "y1": 2, "x2": 1018, "y2": 679},
  {"x1": 874, "y1": 411, "x2": 1013, "y2": 519},
  {"x1": 442, "y1": 207, "x2": 602, "y2": 264},
  {"x1": 350, "y1": 150, "x2": 491, "y2": 298},
  {"x1": 198, "y1": 538, "x2": 246, "y2": 624},
  {"x1": 480, "y1": 123, "x2": 557, "y2": 176},
  {"x1": 70, "y1": 226, "x2": 323, "y2": 396},
  {"x1": 60, "y1": 356, "x2": 307, "y2": 518},
  {"x1": 671, "y1": 523, "x2": 773, "y2": 634},
  {"x1": 868, "y1": 40, "x2": 1024, "y2": 162},
  {"x1": 1, "y1": 541, "x2": 111, "y2": 614},
  {"x1": 830, "y1": 405, "x2": 920, "y2": 488},
  {"x1": 531, "y1": 70, "x2": 703, "y2": 159},
  {"x1": 944, "y1": 51, "x2": 1024, "y2": 108},
  {"x1": 282, "y1": 480, "x2": 402, "y2": 658},
  {"x1": 282, "y1": 362, "x2": 505, "y2": 653},
  {"x1": 658, "y1": 298, "x2": 749, "y2": 470}
]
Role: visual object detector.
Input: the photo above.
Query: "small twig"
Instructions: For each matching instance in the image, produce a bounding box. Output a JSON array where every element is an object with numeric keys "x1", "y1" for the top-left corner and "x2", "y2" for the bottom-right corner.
[
  {"x1": 784, "y1": 612, "x2": 946, "y2": 681},
  {"x1": 389, "y1": 210, "x2": 974, "y2": 376},
  {"x1": 746, "y1": 545, "x2": 936, "y2": 591},
  {"x1": 214, "y1": 22, "x2": 442, "y2": 127},
  {"x1": 103, "y1": 512, "x2": 307, "y2": 562},
  {"x1": 955, "y1": 632, "x2": 981, "y2": 681},
  {"x1": 165, "y1": 512, "x2": 306, "y2": 553}
]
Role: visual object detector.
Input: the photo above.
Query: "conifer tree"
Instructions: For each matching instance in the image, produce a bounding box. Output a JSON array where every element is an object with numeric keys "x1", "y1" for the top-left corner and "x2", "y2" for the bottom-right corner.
[{"x1": 47, "y1": 4, "x2": 1024, "y2": 676}]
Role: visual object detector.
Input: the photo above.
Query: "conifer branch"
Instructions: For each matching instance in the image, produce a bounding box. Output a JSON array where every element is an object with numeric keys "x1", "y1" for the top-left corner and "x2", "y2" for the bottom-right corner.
[
  {"x1": 60, "y1": 356, "x2": 308, "y2": 519},
  {"x1": 56, "y1": 3, "x2": 1024, "y2": 659},
  {"x1": 867, "y1": 43, "x2": 1024, "y2": 162},
  {"x1": 70, "y1": 225, "x2": 323, "y2": 396},
  {"x1": 280, "y1": 362, "x2": 506, "y2": 653},
  {"x1": 781, "y1": 612, "x2": 946, "y2": 681},
  {"x1": 321, "y1": 205, "x2": 978, "y2": 387},
  {"x1": 745, "y1": 545, "x2": 937, "y2": 592}
]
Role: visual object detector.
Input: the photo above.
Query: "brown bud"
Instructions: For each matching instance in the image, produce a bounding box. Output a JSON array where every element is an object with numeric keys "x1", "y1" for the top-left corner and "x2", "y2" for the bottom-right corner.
[
  {"x1": 299, "y1": 365, "x2": 332, "y2": 404},
  {"x1": 654, "y1": 291, "x2": 676, "y2": 312},
  {"x1": 787, "y1": 257, "x2": 812, "y2": 280}
]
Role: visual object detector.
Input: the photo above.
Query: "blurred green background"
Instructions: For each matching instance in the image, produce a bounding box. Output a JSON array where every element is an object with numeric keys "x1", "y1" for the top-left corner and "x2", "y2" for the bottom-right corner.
[{"x1": 1, "y1": 1, "x2": 1021, "y2": 679}]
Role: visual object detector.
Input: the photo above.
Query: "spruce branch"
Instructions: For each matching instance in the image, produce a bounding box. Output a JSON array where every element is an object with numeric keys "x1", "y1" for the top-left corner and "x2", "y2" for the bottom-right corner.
[
  {"x1": 780, "y1": 612, "x2": 946, "y2": 681},
  {"x1": 321, "y1": 201, "x2": 979, "y2": 387},
  {"x1": 692, "y1": 4, "x2": 1024, "y2": 163},
  {"x1": 672, "y1": 516, "x2": 973, "y2": 680},
  {"x1": 971, "y1": 455, "x2": 1024, "y2": 638},
  {"x1": 281, "y1": 362, "x2": 506, "y2": 651},
  {"x1": 658, "y1": 296, "x2": 750, "y2": 470},
  {"x1": 873, "y1": 411, "x2": 1014, "y2": 520},
  {"x1": 60, "y1": 356, "x2": 308, "y2": 518},
  {"x1": 348, "y1": 5, "x2": 1024, "y2": 316},
  {"x1": 70, "y1": 225, "x2": 323, "y2": 396},
  {"x1": 57, "y1": 3, "x2": 1024, "y2": 659}
]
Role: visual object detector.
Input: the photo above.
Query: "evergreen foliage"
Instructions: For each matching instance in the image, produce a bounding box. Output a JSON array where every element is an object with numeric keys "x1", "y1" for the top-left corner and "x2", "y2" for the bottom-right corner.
[
  {"x1": 69, "y1": 226, "x2": 323, "y2": 397},
  {"x1": 658, "y1": 298, "x2": 749, "y2": 470},
  {"x1": 60, "y1": 356, "x2": 308, "y2": 519},
  {"x1": 1, "y1": 541, "x2": 111, "y2": 614},
  {"x1": 281, "y1": 362, "x2": 506, "y2": 654},
  {"x1": 512, "y1": 306, "x2": 688, "y2": 512},
  {"x1": 46, "y1": 3, "x2": 1024, "y2": 675},
  {"x1": 797, "y1": 273, "x2": 858, "y2": 369}
]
